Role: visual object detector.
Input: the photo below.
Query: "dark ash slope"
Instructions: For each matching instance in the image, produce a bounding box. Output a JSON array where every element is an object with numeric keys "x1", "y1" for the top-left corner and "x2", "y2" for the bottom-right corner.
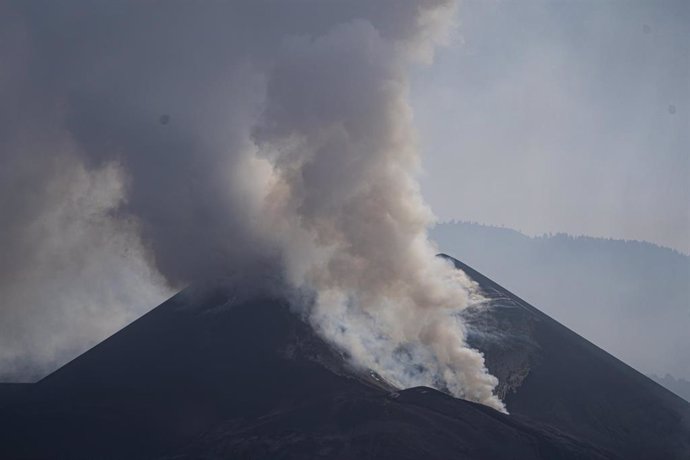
[
  {"x1": 1, "y1": 258, "x2": 688, "y2": 459},
  {"x1": 446, "y1": 255, "x2": 690, "y2": 460}
]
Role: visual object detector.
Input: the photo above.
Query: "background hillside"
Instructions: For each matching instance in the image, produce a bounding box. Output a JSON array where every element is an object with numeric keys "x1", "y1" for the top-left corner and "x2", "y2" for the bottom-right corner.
[{"x1": 431, "y1": 221, "x2": 690, "y2": 389}]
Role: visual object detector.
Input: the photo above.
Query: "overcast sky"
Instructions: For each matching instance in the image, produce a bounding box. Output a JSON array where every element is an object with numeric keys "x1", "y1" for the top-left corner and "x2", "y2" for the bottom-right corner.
[{"x1": 412, "y1": 0, "x2": 689, "y2": 254}]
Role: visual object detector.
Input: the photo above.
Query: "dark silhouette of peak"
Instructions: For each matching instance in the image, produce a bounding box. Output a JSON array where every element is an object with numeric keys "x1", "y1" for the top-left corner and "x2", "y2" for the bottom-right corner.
[{"x1": 1, "y1": 261, "x2": 689, "y2": 459}]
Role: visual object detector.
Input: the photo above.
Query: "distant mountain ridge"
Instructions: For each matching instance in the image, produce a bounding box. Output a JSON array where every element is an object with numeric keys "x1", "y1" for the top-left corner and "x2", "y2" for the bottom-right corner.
[{"x1": 430, "y1": 221, "x2": 690, "y2": 383}]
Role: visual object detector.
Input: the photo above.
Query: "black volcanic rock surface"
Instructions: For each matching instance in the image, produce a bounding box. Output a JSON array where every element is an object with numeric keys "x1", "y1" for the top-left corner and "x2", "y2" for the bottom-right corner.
[
  {"x1": 446, "y1": 255, "x2": 690, "y2": 460},
  {"x1": 1, "y1": 258, "x2": 688, "y2": 459}
]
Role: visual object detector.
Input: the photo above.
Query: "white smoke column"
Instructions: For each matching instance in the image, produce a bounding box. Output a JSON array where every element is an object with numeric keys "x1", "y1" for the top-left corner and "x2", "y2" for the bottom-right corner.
[{"x1": 253, "y1": 1, "x2": 505, "y2": 411}]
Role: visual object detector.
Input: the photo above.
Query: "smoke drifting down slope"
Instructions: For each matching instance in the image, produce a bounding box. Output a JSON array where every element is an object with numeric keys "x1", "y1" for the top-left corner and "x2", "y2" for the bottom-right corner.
[{"x1": 1, "y1": 1, "x2": 503, "y2": 410}]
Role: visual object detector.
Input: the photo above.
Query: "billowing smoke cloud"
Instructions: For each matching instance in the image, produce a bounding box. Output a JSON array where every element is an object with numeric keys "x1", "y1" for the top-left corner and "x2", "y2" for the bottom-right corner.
[
  {"x1": 250, "y1": 12, "x2": 503, "y2": 410},
  {"x1": 1, "y1": 1, "x2": 503, "y2": 410}
]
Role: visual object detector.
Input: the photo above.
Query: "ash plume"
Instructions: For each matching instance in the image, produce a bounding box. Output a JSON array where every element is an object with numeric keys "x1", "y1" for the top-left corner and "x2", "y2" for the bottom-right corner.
[
  {"x1": 251, "y1": 9, "x2": 504, "y2": 410},
  {"x1": 0, "y1": 1, "x2": 503, "y2": 410}
]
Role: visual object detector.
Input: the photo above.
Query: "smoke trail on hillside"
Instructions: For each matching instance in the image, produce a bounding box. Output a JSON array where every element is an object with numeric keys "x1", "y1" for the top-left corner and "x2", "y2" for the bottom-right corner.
[
  {"x1": 251, "y1": 9, "x2": 504, "y2": 410},
  {"x1": 0, "y1": 0, "x2": 503, "y2": 410}
]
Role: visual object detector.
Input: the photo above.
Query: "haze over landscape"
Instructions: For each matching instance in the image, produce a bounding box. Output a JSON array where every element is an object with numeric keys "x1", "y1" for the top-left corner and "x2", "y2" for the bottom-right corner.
[
  {"x1": 414, "y1": 0, "x2": 689, "y2": 254},
  {"x1": 0, "y1": 1, "x2": 688, "y2": 457},
  {"x1": 431, "y1": 221, "x2": 690, "y2": 399}
]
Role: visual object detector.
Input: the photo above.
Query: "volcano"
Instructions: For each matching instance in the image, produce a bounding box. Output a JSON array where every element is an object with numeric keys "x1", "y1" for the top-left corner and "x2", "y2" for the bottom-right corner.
[{"x1": 1, "y1": 255, "x2": 688, "y2": 459}]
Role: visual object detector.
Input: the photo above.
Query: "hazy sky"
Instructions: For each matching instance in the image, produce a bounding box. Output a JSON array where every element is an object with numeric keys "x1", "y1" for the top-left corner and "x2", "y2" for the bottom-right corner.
[
  {"x1": 412, "y1": 0, "x2": 689, "y2": 254},
  {"x1": 1, "y1": 0, "x2": 687, "y2": 386}
]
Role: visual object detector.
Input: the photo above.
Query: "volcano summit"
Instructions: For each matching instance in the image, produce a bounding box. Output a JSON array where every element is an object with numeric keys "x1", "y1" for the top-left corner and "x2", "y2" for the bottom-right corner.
[{"x1": 0, "y1": 255, "x2": 688, "y2": 459}]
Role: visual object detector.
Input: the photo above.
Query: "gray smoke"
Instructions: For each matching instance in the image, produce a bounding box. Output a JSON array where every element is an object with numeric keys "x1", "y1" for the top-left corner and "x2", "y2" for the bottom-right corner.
[
  {"x1": 0, "y1": 1, "x2": 503, "y2": 410},
  {"x1": 250, "y1": 9, "x2": 503, "y2": 410}
]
